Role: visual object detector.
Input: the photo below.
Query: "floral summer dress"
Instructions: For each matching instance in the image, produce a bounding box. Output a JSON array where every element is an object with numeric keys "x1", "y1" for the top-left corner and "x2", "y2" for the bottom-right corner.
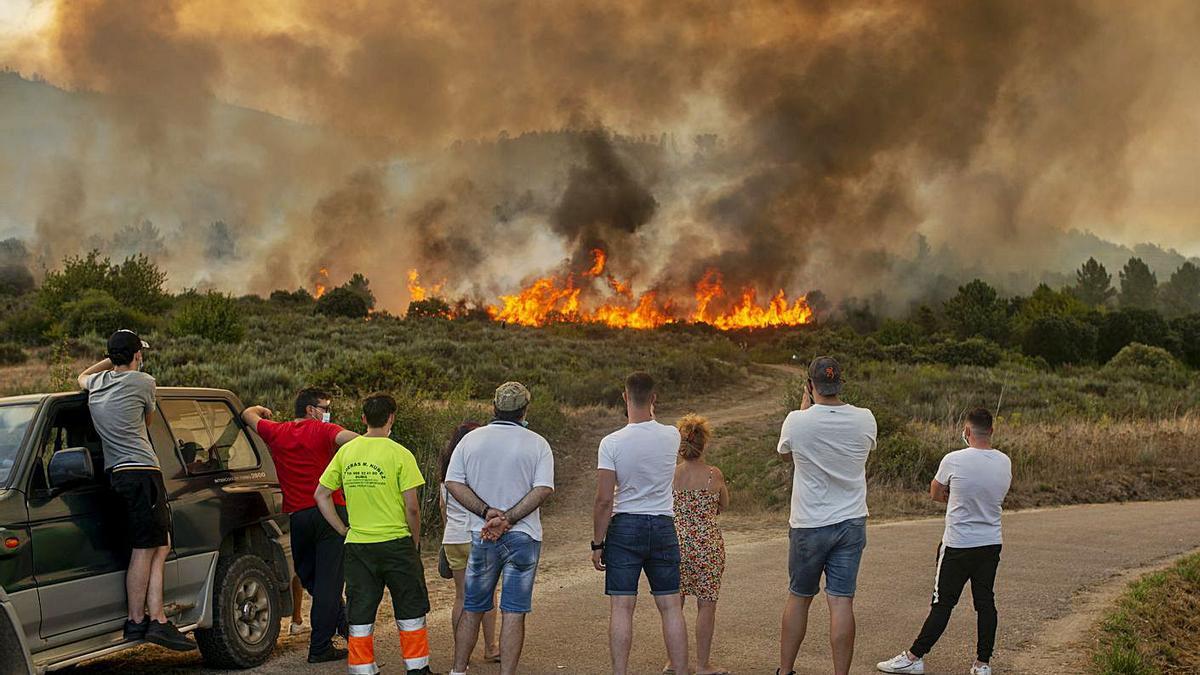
[{"x1": 674, "y1": 467, "x2": 725, "y2": 601}]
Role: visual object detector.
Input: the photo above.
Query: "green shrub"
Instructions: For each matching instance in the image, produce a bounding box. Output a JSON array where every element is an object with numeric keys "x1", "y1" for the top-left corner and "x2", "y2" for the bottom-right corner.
[
  {"x1": 1096, "y1": 309, "x2": 1175, "y2": 363},
  {"x1": 171, "y1": 292, "x2": 245, "y2": 343},
  {"x1": 39, "y1": 251, "x2": 169, "y2": 315},
  {"x1": 315, "y1": 287, "x2": 370, "y2": 318},
  {"x1": 0, "y1": 263, "x2": 34, "y2": 296},
  {"x1": 923, "y1": 338, "x2": 1003, "y2": 367},
  {"x1": 874, "y1": 319, "x2": 923, "y2": 346},
  {"x1": 269, "y1": 288, "x2": 315, "y2": 306},
  {"x1": 0, "y1": 342, "x2": 26, "y2": 366},
  {"x1": 944, "y1": 279, "x2": 1009, "y2": 342},
  {"x1": 407, "y1": 297, "x2": 452, "y2": 319},
  {"x1": 1022, "y1": 315, "x2": 1097, "y2": 366},
  {"x1": 58, "y1": 289, "x2": 154, "y2": 338},
  {"x1": 0, "y1": 302, "x2": 54, "y2": 345},
  {"x1": 1105, "y1": 343, "x2": 1187, "y2": 386},
  {"x1": 1170, "y1": 314, "x2": 1200, "y2": 369},
  {"x1": 867, "y1": 432, "x2": 943, "y2": 488}
]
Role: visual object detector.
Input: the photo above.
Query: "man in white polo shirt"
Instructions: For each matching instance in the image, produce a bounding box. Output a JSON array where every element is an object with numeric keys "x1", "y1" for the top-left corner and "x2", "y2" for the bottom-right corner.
[
  {"x1": 877, "y1": 407, "x2": 1012, "y2": 675},
  {"x1": 592, "y1": 372, "x2": 688, "y2": 675}
]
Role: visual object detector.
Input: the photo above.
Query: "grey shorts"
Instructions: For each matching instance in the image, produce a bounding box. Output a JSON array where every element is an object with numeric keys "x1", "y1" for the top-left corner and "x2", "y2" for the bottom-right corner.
[{"x1": 788, "y1": 516, "x2": 867, "y2": 598}]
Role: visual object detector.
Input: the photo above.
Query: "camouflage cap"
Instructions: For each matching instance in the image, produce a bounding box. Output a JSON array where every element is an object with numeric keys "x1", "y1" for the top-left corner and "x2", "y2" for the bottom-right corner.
[{"x1": 493, "y1": 381, "x2": 531, "y2": 412}]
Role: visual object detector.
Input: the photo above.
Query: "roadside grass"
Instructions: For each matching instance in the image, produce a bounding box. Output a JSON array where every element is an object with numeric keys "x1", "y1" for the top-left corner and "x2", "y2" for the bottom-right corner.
[{"x1": 1090, "y1": 552, "x2": 1200, "y2": 674}]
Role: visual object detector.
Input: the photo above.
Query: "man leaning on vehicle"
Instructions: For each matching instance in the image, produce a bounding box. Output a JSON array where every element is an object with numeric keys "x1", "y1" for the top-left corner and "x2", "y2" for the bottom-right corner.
[{"x1": 78, "y1": 329, "x2": 196, "y2": 651}]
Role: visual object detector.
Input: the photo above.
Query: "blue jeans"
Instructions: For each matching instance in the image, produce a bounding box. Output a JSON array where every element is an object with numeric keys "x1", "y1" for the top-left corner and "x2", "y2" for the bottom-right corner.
[
  {"x1": 788, "y1": 516, "x2": 867, "y2": 597},
  {"x1": 604, "y1": 514, "x2": 681, "y2": 596},
  {"x1": 464, "y1": 531, "x2": 541, "y2": 613}
]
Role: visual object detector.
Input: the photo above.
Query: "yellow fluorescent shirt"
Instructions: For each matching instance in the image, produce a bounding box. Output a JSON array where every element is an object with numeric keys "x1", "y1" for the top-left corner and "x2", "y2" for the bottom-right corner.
[{"x1": 318, "y1": 436, "x2": 425, "y2": 544}]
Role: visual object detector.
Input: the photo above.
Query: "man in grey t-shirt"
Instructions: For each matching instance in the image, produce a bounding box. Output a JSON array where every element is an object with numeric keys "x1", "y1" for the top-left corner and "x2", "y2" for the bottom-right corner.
[{"x1": 78, "y1": 330, "x2": 194, "y2": 651}]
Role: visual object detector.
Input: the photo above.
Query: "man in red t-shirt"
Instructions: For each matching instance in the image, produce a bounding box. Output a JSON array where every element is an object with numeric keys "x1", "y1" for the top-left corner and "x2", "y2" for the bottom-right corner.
[{"x1": 242, "y1": 388, "x2": 358, "y2": 663}]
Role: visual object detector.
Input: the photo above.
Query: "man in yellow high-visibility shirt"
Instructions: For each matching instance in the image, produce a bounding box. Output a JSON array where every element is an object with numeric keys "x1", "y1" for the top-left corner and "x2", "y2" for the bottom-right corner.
[{"x1": 315, "y1": 392, "x2": 431, "y2": 675}]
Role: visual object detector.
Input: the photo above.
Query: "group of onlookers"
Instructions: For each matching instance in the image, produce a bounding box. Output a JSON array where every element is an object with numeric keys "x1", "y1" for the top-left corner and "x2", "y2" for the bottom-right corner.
[{"x1": 81, "y1": 328, "x2": 1012, "y2": 674}]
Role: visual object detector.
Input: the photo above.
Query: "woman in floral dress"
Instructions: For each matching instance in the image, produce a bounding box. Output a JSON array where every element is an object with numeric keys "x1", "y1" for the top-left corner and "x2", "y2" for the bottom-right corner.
[{"x1": 673, "y1": 413, "x2": 730, "y2": 675}]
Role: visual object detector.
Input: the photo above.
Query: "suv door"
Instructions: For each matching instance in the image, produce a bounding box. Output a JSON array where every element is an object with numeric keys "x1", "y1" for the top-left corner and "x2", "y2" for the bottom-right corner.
[{"x1": 25, "y1": 401, "x2": 178, "y2": 640}]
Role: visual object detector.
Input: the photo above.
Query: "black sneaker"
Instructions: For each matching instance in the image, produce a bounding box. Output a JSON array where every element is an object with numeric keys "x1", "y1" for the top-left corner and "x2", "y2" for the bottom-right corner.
[
  {"x1": 307, "y1": 646, "x2": 348, "y2": 663},
  {"x1": 144, "y1": 620, "x2": 197, "y2": 652},
  {"x1": 123, "y1": 617, "x2": 150, "y2": 641}
]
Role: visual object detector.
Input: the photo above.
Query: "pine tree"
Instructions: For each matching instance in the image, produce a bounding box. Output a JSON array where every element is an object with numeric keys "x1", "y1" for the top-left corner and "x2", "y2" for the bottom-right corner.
[
  {"x1": 1072, "y1": 257, "x2": 1115, "y2": 307},
  {"x1": 1118, "y1": 257, "x2": 1157, "y2": 309},
  {"x1": 1160, "y1": 261, "x2": 1200, "y2": 317}
]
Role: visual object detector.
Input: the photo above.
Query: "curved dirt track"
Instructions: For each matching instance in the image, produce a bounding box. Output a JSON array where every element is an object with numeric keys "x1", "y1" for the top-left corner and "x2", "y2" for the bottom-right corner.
[{"x1": 79, "y1": 498, "x2": 1200, "y2": 674}]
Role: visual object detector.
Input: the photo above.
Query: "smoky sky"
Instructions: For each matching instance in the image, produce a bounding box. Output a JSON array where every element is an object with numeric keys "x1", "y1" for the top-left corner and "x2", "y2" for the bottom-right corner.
[{"x1": 0, "y1": 0, "x2": 1198, "y2": 312}]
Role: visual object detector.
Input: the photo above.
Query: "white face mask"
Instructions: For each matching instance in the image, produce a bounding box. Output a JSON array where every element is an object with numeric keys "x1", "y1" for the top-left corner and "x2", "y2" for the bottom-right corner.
[
  {"x1": 322, "y1": 412, "x2": 331, "y2": 424},
  {"x1": 962, "y1": 430, "x2": 970, "y2": 446}
]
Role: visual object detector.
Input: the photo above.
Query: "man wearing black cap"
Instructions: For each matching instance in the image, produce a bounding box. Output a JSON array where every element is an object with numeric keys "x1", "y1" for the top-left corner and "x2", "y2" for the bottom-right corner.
[
  {"x1": 77, "y1": 329, "x2": 195, "y2": 651},
  {"x1": 775, "y1": 356, "x2": 876, "y2": 675}
]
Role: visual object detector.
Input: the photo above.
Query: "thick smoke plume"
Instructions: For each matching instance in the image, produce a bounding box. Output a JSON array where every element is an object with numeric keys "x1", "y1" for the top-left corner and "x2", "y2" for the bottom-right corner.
[{"x1": 1, "y1": 0, "x2": 1198, "y2": 313}]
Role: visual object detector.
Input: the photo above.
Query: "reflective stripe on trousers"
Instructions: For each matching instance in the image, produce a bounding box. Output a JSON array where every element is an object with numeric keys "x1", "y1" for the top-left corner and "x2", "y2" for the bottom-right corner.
[
  {"x1": 347, "y1": 623, "x2": 378, "y2": 675},
  {"x1": 397, "y1": 616, "x2": 430, "y2": 670}
]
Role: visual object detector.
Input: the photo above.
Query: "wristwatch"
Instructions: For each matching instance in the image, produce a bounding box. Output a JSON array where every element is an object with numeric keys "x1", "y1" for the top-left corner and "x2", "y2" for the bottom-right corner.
[{"x1": 591, "y1": 540, "x2": 605, "y2": 551}]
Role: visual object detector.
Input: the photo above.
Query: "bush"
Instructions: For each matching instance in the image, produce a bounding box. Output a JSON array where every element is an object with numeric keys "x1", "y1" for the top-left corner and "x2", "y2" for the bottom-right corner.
[
  {"x1": 0, "y1": 303, "x2": 54, "y2": 345},
  {"x1": 867, "y1": 432, "x2": 943, "y2": 489},
  {"x1": 874, "y1": 319, "x2": 923, "y2": 346},
  {"x1": 1105, "y1": 343, "x2": 1187, "y2": 386},
  {"x1": 38, "y1": 251, "x2": 169, "y2": 315},
  {"x1": 1022, "y1": 315, "x2": 1097, "y2": 366},
  {"x1": 269, "y1": 288, "x2": 315, "y2": 306},
  {"x1": 0, "y1": 264, "x2": 34, "y2": 296},
  {"x1": 315, "y1": 287, "x2": 370, "y2": 318},
  {"x1": 59, "y1": 289, "x2": 154, "y2": 338},
  {"x1": 923, "y1": 338, "x2": 1003, "y2": 367},
  {"x1": 407, "y1": 297, "x2": 452, "y2": 319},
  {"x1": 172, "y1": 292, "x2": 245, "y2": 343},
  {"x1": 944, "y1": 279, "x2": 1009, "y2": 342},
  {"x1": 1170, "y1": 314, "x2": 1200, "y2": 369},
  {"x1": 0, "y1": 342, "x2": 26, "y2": 366},
  {"x1": 1096, "y1": 309, "x2": 1175, "y2": 363}
]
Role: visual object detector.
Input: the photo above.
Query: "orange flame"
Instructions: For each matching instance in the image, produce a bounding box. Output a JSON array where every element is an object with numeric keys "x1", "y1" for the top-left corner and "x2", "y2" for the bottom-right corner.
[
  {"x1": 587, "y1": 248, "x2": 607, "y2": 277},
  {"x1": 407, "y1": 269, "x2": 444, "y2": 302},
  {"x1": 314, "y1": 267, "x2": 330, "y2": 299}
]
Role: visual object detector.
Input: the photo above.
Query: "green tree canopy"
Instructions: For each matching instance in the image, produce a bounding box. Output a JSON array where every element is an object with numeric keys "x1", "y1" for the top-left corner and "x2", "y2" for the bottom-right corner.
[
  {"x1": 345, "y1": 273, "x2": 376, "y2": 311},
  {"x1": 1072, "y1": 257, "x2": 1115, "y2": 307},
  {"x1": 38, "y1": 251, "x2": 169, "y2": 315},
  {"x1": 1118, "y1": 257, "x2": 1157, "y2": 309},
  {"x1": 943, "y1": 279, "x2": 1008, "y2": 342},
  {"x1": 1159, "y1": 261, "x2": 1200, "y2": 318},
  {"x1": 315, "y1": 286, "x2": 370, "y2": 318}
]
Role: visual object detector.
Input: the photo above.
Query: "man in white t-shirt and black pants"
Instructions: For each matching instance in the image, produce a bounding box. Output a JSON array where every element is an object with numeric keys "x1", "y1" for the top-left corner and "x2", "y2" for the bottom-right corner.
[
  {"x1": 776, "y1": 356, "x2": 876, "y2": 675},
  {"x1": 592, "y1": 372, "x2": 688, "y2": 675},
  {"x1": 877, "y1": 408, "x2": 1012, "y2": 675}
]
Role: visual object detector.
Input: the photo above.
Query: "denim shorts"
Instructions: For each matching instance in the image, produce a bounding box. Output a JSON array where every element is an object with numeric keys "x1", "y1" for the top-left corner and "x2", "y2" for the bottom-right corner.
[
  {"x1": 788, "y1": 516, "x2": 867, "y2": 598},
  {"x1": 604, "y1": 514, "x2": 681, "y2": 596},
  {"x1": 464, "y1": 531, "x2": 541, "y2": 613}
]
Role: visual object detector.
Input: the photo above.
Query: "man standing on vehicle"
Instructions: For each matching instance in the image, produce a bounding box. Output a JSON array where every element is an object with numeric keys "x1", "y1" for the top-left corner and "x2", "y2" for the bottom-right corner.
[
  {"x1": 775, "y1": 356, "x2": 876, "y2": 675},
  {"x1": 78, "y1": 329, "x2": 195, "y2": 651},
  {"x1": 242, "y1": 388, "x2": 358, "y2": 663},
  {"x1": 876, "y1": 408, "x2": 1011, "y2": 675},
  {"x1": 591, "y1": 372, "x2": 688, "y2": 675},
  {"x1": 445, "y1": 381, "x2": 555, "y2": 675},
  {"x1": 314, "y1": 392, "x2": 432, "y2": 675}
]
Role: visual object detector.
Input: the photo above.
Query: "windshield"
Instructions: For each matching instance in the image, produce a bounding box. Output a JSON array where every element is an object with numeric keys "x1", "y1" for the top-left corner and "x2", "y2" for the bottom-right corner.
[{"x1": 0, "y1": 404, "x2": 37, "y2": 486}]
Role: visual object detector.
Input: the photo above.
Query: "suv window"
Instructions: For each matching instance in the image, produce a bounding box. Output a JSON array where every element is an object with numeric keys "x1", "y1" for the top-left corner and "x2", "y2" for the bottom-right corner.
[
  {"x1": 0, "y1": 404, "x2": 37, "y2": 486},
  {"x1": 160, "y1": 399, "x2": 260, "y2": 474}
]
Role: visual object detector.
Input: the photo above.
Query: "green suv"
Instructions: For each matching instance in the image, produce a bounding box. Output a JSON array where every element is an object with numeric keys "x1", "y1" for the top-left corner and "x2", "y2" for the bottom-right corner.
[{"x1": 0, "y1": 387, "x2": 293, "y2": 673}]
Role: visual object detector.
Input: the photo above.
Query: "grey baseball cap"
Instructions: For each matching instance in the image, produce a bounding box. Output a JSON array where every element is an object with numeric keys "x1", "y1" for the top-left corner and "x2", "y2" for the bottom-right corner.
[
  {"x1": 494, "y1": 381, "x2": 531, "y2": 412},
  {"x1": 808, "y1": 356, "x2": 843, "y2": 396}
]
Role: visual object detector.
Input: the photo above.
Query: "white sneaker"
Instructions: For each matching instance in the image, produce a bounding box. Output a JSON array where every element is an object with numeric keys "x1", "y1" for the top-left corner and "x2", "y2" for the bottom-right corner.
[
  {"x1": 878, "y1": 651, "x2": 925, "y2": 673},
  {"x1": 971, "y1": 664, "x2": 992, "y2": 675},
  {"x1": 288, "y1": 621, "x2": 310, "y2": 636}
]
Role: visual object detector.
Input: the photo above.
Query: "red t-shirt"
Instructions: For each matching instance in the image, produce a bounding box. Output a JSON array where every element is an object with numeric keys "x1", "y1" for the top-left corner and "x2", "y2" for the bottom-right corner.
[{"x1": 256, "y1": 418, "x2": 347, "y2": 512}]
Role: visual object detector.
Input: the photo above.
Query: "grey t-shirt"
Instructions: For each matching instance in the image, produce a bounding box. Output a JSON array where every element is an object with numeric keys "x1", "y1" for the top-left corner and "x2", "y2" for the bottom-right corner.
[{"x1": 85, "y1": 370, "x2": 159, "y2": 470}]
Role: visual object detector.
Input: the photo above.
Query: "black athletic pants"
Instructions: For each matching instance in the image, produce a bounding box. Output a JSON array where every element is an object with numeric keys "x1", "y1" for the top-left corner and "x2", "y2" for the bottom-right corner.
[
  {"x1": 910, "y1": 543, "x2": 1002, "y2": 663},
  {"x1": 290, "y1": 505, "x2": 349, "y2": 655}
]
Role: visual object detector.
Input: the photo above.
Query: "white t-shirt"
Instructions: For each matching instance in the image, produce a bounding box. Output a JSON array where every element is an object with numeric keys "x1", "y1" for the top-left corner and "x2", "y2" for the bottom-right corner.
[
  {"x1": 777, "y1": 404, "x2": 877, "y2": 528},
  {"x1": 935, "y1": 447, "x2": 1011, "y2": 548},
  {"x1": 445, "y1": 421, "x2": 555, "y2": 541},
  {"x1": 441, "y1": 484, "x2": 472, "y2": 545},
  {"x1": 597, "y1": 420, "x2": 681, "y2": 516}
]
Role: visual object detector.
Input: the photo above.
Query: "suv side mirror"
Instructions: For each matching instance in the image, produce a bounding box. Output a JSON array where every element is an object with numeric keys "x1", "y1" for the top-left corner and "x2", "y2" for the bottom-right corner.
[{"x1": 48, "y1": 447, "x2": 95, "y2": 491}]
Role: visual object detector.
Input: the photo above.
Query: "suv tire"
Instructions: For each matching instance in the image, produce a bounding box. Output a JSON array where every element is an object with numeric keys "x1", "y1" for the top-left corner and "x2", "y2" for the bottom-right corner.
[{"x1": 195, "y1": 553, "x2": 281, "y2": 669}]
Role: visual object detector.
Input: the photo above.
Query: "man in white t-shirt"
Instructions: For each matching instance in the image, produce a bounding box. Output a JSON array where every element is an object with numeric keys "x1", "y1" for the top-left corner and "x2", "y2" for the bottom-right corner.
[
  {"x1": 592, "y1": 372, "x2": 688, "y2": 675},
  {"x1": 877, "y1": 408, "x2": 1012, "y2": 675},
  {"x1": 776, "y1": 356, "x2": 876, "y2": 675},
  {"x1": 445, "y1": 382, "x2": 555, "y2": 675}
]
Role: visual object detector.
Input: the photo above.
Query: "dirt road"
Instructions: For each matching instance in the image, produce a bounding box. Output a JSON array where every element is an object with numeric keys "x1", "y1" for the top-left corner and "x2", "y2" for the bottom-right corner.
[{"x1": 79, "y1": 498, "x2": 1200, "y2": 674}]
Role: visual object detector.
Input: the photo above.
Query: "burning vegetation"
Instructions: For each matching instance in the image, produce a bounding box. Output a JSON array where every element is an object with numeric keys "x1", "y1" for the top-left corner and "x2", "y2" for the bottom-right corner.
[{"x1": 395, "y1": 248, "x2": 811, "y2": 330}]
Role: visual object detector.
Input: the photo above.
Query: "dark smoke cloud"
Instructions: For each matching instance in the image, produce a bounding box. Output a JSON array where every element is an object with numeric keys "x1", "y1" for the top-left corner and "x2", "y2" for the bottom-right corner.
[{"x1": 0, "y1": 0, "x2": 1197, "y2": 311}]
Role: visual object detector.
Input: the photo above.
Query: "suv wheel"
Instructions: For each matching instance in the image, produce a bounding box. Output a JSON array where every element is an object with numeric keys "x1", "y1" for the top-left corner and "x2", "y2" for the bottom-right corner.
[{"x1": 195, "y1": 553, "x2": 281, "y2": 668}]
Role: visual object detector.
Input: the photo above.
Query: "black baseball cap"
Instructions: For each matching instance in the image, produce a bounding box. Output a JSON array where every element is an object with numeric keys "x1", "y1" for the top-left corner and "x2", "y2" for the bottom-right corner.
[
  {"x1": 107, "y1": 329, "x2": 150, "y2": 363},
  {"x1": 808, "y1": 356, "x2": 843, "y2": 396}
]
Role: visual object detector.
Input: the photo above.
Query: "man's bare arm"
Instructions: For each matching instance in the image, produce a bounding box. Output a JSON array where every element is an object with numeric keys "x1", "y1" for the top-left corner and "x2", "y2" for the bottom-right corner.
[
  {"x1": 445, "y1": 480, "x2": 492, "y2": 519},
  {"x1": 503, "y1": 486, "x2": 554, "y2": 524},
  {"x1": 334, "y1": 429, "x2": 359, "y2": 447},
  {"x1": 592, "y1": 469, "x2": 617, "y2": 545},
  {"x1": 77, "y1": 358, "x2": 113, "y2": 390},
  {"x1": 241, "y1": 405, "x2": 272, "y2": 429},
  {"x1": 403, "y1": 488, "x2": 422, "y2": 544},
  {"x1": 930, "y1": 478, "x2": 949, "y2": 503},
  {"x1": 314, "y1": 484, "x2": 348, "y2": 536}
]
